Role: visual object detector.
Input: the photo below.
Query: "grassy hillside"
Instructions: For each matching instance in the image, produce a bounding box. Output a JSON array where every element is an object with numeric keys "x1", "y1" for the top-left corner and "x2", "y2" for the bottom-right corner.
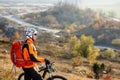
[
  {"x1": 20, "y1": 3, "x2": 96, "y2": 29},
  {"x1": 0, "y1": 41, "x2": 120, "y2": 80},
  {"x1": 18, "y1": 3, "x2": 120, "y2": 49},
  {"x1": 0, "y1": 2, "x2": 120, "y2": 80},
  {"x1": 75, "y1": 26, "x2": 120, "y2": 49},
  {"x1": 0, "y1": 42, "x2": 94, "y2": 80}
]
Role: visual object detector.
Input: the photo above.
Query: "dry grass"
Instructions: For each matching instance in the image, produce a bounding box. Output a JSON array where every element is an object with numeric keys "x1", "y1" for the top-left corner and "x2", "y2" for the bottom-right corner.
[
  {"x1": 0, "y1": 52, "x2": 22, "y2": 80},
  {"x1": 1, "y1": 52, "x2": 120, "y2": 80},
  {"x1": 0, "y1": 52, "x2": 94, "y2": 80},
  {"x1": 0, "y1": 43, "x2": 120, "y2": 80}
]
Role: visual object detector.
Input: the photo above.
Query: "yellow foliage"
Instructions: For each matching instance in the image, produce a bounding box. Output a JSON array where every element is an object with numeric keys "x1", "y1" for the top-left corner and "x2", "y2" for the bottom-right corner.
[
  {"x1": 71, "y1": 57, "x2": 83, "y2": 66},
  {"x1": 104, "y1": 49, "x2": 115, "y2": 59},
  {"x1": 19, "y1": 15, "x2": 24, "y2": 19},
  {"x1": 80, "y1": 34, "x2": 95, "y2": 46},
  {"x1": 0, "y1": 29, "x2": 3, "y2": 33},
  {"x1": 65, "y1": 29, "x2": 70, "y2": 34},
  {"x1": 69, "y1": 35, "x2": 78, "y2": 48},
  {"x1": 68, "y1": 34, "x2": 100, "y2": 60},
  {"x1": 95, "y1": 12, "x2": 100, "y2": 21},
  {"x1": 87, "y1": 47, "x2": 100, "y2": 62},
  {"x1": 15, "y1": 31, "x2": 20, "y2": 39}
]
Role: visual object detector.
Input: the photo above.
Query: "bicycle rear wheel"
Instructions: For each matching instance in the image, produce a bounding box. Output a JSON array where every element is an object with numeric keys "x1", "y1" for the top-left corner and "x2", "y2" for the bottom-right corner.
[
  {"x1": 18, "y1": 73, "x2": 67, "y2": 80},
  {"x1": 47, "y1": 75, "x2": 67, "y2": 80},
  {"x1": 18, "y1": 73, "x2": 33, "y2": 80},
  {"x1": 18, "y1": 73, "x2": 24, "y2": 80}
]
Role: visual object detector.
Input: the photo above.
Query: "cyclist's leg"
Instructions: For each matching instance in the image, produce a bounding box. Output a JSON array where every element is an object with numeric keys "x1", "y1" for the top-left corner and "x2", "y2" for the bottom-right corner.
[
  {"x1": 24, "y1": 72, "x2": 31, "y2": 80},
  {"x1": 23, "y1": 67, "x2": 42, "y2": 80}
]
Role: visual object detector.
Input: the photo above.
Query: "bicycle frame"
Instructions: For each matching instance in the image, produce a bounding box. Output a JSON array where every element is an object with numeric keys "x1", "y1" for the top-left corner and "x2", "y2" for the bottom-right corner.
[
  {"x1": 38, "y1": 62, "x2": 55, "y2": 79},
  {"x1": 18, "y1": 62, "x2": 67, "y2": 80}
]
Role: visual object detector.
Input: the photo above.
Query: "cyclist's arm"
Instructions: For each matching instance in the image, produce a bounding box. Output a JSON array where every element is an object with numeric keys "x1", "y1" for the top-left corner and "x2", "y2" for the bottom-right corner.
[
  {"x1": 28, "y1": 44, "x2": 45, "y2": 62},
  {"x1": 29, "y1": 54, "x2": 45, "y2": 62}
]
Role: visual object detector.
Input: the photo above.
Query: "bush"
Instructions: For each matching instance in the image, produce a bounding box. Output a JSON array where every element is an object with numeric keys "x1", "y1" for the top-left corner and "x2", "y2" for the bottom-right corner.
[
  {"x1": 104, "y1": 49, "x2": 115, "y2": 59},
  {"x1": 68, "y1": 34, "x2": 100, "y2": 61},
  {"x1": 71, "y1": 57, "x2": 83, "y2": 66}
]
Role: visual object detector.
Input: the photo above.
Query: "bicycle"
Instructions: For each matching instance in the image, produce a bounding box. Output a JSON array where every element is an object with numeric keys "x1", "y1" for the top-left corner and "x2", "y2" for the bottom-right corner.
[{"x1": 18, "y1": 61, "x2": 67, "y2": 80}]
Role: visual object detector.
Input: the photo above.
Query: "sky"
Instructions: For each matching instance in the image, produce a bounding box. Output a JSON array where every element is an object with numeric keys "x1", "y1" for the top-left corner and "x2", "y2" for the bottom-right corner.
[
  {"x1": 82, "y1": 0, "x2": 119, "y2": 5},
  {"x1": 0, "y1": 0, "x2": 119, "y2": 9},
  {"x1": 0, "y1": 0, "x2": 120, "y2": 5}
]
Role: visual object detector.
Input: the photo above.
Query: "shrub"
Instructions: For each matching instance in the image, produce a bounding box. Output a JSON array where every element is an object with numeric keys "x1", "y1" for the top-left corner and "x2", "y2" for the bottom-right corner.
[
  {"x1": 68, "y1": 34, "x2": 100, "y2": 61},
  {"x1": 104, "y1": 49, "x2": 115, "y2": 59},
  {"x1": 71, "y1": 57, "x2": 83, "y2": 67}
]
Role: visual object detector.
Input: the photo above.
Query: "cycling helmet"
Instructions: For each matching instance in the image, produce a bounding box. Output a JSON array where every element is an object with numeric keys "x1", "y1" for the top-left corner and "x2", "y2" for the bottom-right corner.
[{"x1": 25, "y1": 28, "x2": 38, "y2": 38}]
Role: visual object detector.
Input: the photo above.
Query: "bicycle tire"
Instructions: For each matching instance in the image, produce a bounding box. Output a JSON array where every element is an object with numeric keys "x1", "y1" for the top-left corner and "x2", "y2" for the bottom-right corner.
[
  {"x1": 18, "y1": 73, "x2": 24, "y2": 80},
  {"x1": 47, "y1": 75, "x2": 67, "y2": 80},
  {"x1": 18, "y1": 73, "x2": 67, "y2": 80}
]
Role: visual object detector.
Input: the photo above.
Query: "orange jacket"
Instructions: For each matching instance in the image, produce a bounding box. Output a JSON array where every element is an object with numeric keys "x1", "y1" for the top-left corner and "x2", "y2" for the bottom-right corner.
[{"x1": 22, "y1": 38, "x2": 45, "y2": 68}]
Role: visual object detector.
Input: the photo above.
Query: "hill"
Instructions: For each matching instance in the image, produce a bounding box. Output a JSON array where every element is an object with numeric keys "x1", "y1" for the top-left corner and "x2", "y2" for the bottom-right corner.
[
  {"x1": 0, "y1": 2, "x2": 120, "y2": 80},
  {"x1": 0, "y1": 3, "x2": 120, "y2": 49},
  {"x1": 19, "y1": 3, "x2": 120, "y2": 49},
  {"x1": 0, "y1": 38, "x2": 120, "y2": 80}
]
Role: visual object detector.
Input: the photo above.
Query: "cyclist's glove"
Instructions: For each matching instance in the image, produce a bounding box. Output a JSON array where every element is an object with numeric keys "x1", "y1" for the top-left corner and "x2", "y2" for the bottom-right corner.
[{"x1": 45, "y1": 59, "x2": 50, "y2": 65}]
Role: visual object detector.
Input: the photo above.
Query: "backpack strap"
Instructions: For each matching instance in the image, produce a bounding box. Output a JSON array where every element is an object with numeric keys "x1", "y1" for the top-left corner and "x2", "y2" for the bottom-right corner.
[
  {"x1": 22, "y1": 42, "x2": 40, "y2": 62},
  {"x1": 22, "y1": 42, "x2": 30, "y2": 59}
]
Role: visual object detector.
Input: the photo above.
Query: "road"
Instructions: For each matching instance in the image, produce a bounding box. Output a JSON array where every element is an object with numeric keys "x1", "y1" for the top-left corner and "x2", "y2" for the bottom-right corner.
[
  {"x1": 95, "y1": 45, "x2": 120, "y2": 51},
  {"x1": 0, "y1": 4, "x2": 61, "y2": 34},
  {"x1": 2, "y1": 14, "x2": 61, "y2": 33}
]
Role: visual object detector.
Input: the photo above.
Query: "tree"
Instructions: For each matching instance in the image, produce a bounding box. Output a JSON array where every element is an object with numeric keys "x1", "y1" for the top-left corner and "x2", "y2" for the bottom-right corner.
[
  {"x1": 14, "y1": 31, "x2": 20, "y2": 39},
  {"x1": 68, "y1": 35, "x2": 80, "y2": 53},
  {"x1": 78, "y1": 34, "x2": 95, "y2": 58},
  {"x1": 87, "y1": 46, "x2": 100, "y2": 62},
  {"x1": 104, "y1": 49, "x2": 115, "y2": 59},
  {"x1": 0, "y1": 29, "x2": 3, "y2": 34},
  {"x1": 68, "y1": 34, "x2": 100, "y2": 60}
]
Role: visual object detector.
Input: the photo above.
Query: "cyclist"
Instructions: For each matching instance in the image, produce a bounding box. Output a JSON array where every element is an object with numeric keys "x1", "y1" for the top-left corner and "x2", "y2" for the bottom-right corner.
[{"x1": 22, "y1": 28, "x2": 50, "y2": 80}]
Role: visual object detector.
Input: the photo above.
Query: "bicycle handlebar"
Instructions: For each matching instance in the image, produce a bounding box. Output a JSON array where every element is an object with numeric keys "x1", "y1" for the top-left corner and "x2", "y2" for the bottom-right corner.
[{"x1": 38, "y1": 62, "x2": 55, "y2": 72}]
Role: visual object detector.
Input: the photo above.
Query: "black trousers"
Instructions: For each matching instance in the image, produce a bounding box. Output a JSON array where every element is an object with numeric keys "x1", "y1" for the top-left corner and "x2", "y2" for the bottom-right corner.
[{"x1": 22, "y1": 67, "x2": 42, "y2": 80}]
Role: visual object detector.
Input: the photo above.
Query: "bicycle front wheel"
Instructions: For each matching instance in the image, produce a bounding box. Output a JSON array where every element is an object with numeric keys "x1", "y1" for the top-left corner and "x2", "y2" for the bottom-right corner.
[{"x1": 47, "y1": 75, "x2": 67, "y2": 80}]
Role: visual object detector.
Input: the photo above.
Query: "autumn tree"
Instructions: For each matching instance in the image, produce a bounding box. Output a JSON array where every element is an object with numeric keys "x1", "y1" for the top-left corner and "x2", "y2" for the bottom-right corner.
[
  {"x1": 68, "y1": 35, "x2": 80, "y2": 53},
  {"x1": 68, "y1": 34, "x2": 100, "y2": 61},
  {"x1": 14, "y1": 31, "x2": 20, "y2": 39},
  {"x1": 104, "y1": 49, "x2": 115, "y2": 59},
  {"x1": 78, "y1": 34, "x2": 95, "y2": 58},
  {"x1": 0, "y1": 29, "x2": 3, "y2": 34}
]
